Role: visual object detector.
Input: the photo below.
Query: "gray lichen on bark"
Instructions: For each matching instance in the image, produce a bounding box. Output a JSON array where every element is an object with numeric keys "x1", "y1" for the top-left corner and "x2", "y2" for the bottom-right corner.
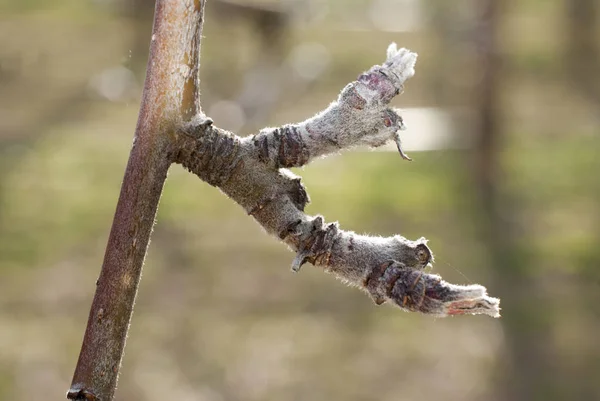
[{"x1": 174, "y1": 44, "x2": 500, "y2": 318}]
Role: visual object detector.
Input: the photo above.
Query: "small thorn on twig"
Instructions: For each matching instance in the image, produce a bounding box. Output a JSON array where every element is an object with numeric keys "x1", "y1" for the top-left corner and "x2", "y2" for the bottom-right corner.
[
  {"x1": 291, "y1": 251, "x2": 309, "y2": 272},
  {"x1": 394, "y1": 132, "x2": 412, "y2": 161}
]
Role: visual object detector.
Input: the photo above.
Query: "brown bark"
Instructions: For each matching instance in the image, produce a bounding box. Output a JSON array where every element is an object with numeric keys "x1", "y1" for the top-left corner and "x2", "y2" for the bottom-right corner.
[{"x1": 68, "y1": 1, "x2": 206, "y2": 400}]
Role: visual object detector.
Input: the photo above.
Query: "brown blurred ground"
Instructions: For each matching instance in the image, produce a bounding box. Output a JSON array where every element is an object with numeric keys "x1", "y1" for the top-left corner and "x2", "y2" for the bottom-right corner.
[{"x1": 0, "y1": 1, "x2": 599, "y2": 400}]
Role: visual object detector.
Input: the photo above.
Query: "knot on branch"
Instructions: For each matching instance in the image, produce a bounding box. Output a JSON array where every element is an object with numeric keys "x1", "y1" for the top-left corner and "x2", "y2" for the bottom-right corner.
[
  {"x1": 363, "y1": 260, "x2": 500, "y2": 317},
  {"x1": 176, "y1": 125, "x2": 243, "y2": 187},
  {"x1": 393, "y1": 236, "x2": 433, "y2": 269},
  {"x1": 249, "y1": 171, "x2": 309, "y2": 219},
  {"x1": 286, "y1": 175, "x2": 310, "y2": 211},
  {"x1": 252, "y1": 125, "x2": 310, "y2": 168},
  {"x1": 362, "y1": 237, "x2": 432, "y2": 305},
  {"x1": 289, "y1": 216, "x2": 339, "y2": 272}
]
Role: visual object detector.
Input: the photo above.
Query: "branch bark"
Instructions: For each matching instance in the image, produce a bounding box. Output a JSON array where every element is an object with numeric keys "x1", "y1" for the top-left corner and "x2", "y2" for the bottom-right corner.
[
  {"x1": 174, "y1": 44, "x2": 499, "y2": 317},
  {"x1": 68, "y1": 2, "x2": 500, "y2": 400},
  {"x1": 68, "y1": 1, "x2": 205, "y2": 400}
]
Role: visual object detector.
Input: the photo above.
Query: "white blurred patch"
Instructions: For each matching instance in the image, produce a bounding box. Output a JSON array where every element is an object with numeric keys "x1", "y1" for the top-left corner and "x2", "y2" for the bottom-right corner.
[
  {"x1": 376, "y1": 108, "x2": 460, "y2": 152},
  {"x1": 88, "y1": 66, "x2": 137, "y2": 102},
  {"x1": 288, "y1": 42, "x2": 331, "y2": 81},
  {"x1": 369, "y1": 0, "x2": 423, "y2": 32},
  {"x1": 237, "y1": 65, "x2": 282, "y2": 120},
  {"x1": 208, "y1": 100, "x2": 246, "y2": 132}
]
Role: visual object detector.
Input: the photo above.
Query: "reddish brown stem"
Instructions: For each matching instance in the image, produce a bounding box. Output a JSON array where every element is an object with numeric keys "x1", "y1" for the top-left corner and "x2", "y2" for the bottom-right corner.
[{"x1": 68, "y1": 1, "x2": 205, "y2": 400}]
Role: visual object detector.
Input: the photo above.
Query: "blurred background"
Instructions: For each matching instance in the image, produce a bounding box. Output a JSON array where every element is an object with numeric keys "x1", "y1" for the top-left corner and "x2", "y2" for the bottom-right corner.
[{"x1": 1, "y1": 0, "x2": 599, "y2": 400}]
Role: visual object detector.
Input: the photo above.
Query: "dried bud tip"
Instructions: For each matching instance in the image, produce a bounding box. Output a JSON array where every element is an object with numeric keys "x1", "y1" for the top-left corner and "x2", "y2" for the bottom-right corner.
[
  {"x1": 291, "y1": 251, "x2": 308, "y2": 272},
  {"x1": 384, "y1": 43, "x2": 417, "y2": 83},
  {"x1": 394, "y1": 132, "x2": 412, "y2": 161},
  {"x1": 435, "y1": 283, "x2": 501, "y2": 318},
  {"x1": 386, "y1": 42, "x2": 399, "y2": 60},
  {"x1": 446, "y1": 295, "x2": 501, "y2": 318}
]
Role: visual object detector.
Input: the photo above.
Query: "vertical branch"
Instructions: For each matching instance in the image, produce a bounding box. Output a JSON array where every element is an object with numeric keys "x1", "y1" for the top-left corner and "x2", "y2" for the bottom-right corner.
[{"x1": 67, "y1": 1, "x2": 206, "y2": 400}]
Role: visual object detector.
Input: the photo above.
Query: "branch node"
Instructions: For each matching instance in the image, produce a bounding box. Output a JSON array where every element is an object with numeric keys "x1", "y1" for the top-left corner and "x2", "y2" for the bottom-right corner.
[
  {"x1": 176, "y1": 126, "x2": 243, "y2": 187},
  {"x1": 281, "y1": 219, "x2": 303, "y2": 240},
  {"x1": 182, "y1": 115, "x2": 213, "y2": 138},
  {"x1": 363, "y1": 260, "x2": 395, "y2": 305},
  {"x1": 253, "y1": 125, "x2": 310, "y2": 168},
  {"x1": 291, "y1": 250, "x2": 309, "y2": 272},
  {"x1": 198, "y1": 117, "x2": 213, "y2": 127},
  {"x1": 415, "y1": 243, "x2": 431, "y2": 265},
  {"x1": 288, "y1": 217, "x2": 339, "y2": 272},
  {"x1": 288, "y1": 175, "x2": 310, "y2": 211},
  {"x1": 67, "y1": 388, "x2": 97, "y2": 401}
]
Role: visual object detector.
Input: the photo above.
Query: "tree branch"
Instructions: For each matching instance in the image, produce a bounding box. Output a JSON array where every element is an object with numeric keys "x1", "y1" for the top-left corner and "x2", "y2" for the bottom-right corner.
[
  {"x1": 68, "y1": 1, "x2": 206, "y2": 400},
  {"x1": 252, "y1": 43, "x2": 416, "y2": 167},
  {"x1": 174, "y1": 46, "x2": 500, "y2": 318},
  {"x1": 68, "y1": 3, "x2": 500, "y2": 400}
]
